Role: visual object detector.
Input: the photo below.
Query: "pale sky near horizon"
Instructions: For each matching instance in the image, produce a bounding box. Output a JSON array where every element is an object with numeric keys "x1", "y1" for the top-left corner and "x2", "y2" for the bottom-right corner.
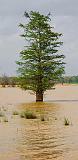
[{"x1": 0, "y1": 0, "x2": 78, "y2": 76}]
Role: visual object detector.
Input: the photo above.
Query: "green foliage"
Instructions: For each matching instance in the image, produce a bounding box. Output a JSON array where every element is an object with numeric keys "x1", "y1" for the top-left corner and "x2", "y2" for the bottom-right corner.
[
  {"x1": 20, "y1": 110, "x2": 37, "y2": 119},
  {"x1": 17, "y1": 11, "x2": 65, "y2": 100},
  {"x1": 9, "y1": 77, "x2": 18, "y2": 87},
  {"x1": 1, "y1": 74, "x2": 9, "y2": 87},
  {"x1": 59, "y1": 76, "x2": 78, "y2": 84},
  {"x1": 0, "y1": 76, "x2": 19, "y2": 87}
]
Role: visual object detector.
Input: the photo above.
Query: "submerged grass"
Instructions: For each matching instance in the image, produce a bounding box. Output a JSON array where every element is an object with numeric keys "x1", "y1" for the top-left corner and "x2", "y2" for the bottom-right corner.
[
  {"x1": 3, "y1": 117, "x2": 8, "y2": 122},
  {"x1": 20, "y1": 110, "x2": 37, "y2": 119},
  {"x1": 20, "y1": 112, "x2": 25, "y2": 118},
  {"x1": 0, "y1": 112, "x2": 4, "y2": 117},
  {"x1": 13, "y1": 111, "x2": 19, "y2": 115},
  {"x1": 64, "y1": 117, "x2": 70, "y2": 126},
  {"x1": 40, "y1": 115, "x2": 45, "y2": 121}
]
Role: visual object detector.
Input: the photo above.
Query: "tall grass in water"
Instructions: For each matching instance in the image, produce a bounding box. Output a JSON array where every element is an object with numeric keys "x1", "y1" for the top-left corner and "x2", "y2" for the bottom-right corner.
[
  {"x1": 3, "y1": 117, "x2": 8, "y2": 122},
  {"x1": 64, "y1": 117, "x2": 70, "y2": 126},
  {"x1": 12, "y1": 111, "x2": 19, "y2": 115},
  {"x1": 20, "y1": 110, "x2": 37, "y2": 119}
]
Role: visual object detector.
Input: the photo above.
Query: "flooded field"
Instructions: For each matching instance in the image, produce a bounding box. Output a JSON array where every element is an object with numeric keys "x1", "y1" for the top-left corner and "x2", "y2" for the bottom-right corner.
[{"x1": 0, "y1": 85, "x2": 78, "y2": 159}]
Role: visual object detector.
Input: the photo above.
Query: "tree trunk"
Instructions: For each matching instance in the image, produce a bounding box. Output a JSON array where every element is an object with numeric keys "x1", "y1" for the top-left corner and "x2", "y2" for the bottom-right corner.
[{"x1": 36, "y1": 91, "x2": 43, "y2": 102}]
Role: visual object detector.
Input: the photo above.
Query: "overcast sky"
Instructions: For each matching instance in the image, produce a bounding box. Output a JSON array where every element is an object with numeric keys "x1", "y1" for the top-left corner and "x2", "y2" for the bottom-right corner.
[{"x1": 0, "y1": 0, "x2": 78, "y2": 76}]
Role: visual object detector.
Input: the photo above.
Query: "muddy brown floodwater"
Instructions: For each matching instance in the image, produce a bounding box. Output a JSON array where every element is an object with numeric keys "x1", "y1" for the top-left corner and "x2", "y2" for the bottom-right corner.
[{"x1": 0, "y1": 85, "x2": 78, "y2": 159}]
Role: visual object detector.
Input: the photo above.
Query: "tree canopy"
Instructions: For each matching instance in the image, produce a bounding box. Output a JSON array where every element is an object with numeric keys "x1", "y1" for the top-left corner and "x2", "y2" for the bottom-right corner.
[{"x1": 17, "y1": 11, "x2": 65, "y2": 101}]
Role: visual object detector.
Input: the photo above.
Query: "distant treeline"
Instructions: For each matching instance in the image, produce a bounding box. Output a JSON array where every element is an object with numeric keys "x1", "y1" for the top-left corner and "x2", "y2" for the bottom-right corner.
[
  {"x1": 0, "y1": 75, "x2": 19, "y2": 87},
  {"x1": 0, "y1": 75, "x2": 78, "y2": 87},
  {"x1": 59, "y1": 76, "x2": 78, "y2": 84}
]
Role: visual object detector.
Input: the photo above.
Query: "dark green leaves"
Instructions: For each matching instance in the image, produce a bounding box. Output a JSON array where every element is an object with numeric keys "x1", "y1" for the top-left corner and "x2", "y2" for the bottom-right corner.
[{"x1": 17, "y1": 11, "x2": 65, "y2": 92}]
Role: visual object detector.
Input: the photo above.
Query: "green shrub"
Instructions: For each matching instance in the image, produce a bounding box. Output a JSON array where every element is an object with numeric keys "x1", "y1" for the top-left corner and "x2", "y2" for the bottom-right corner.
[{"x1": 20, "y1": 110, "x2": 37, "y2": 119}]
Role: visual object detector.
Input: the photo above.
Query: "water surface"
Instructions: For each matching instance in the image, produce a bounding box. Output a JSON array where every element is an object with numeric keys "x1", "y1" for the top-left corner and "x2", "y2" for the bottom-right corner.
[{"x1": 0, "y1": 85, "x2": 78, "y2": 160}]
